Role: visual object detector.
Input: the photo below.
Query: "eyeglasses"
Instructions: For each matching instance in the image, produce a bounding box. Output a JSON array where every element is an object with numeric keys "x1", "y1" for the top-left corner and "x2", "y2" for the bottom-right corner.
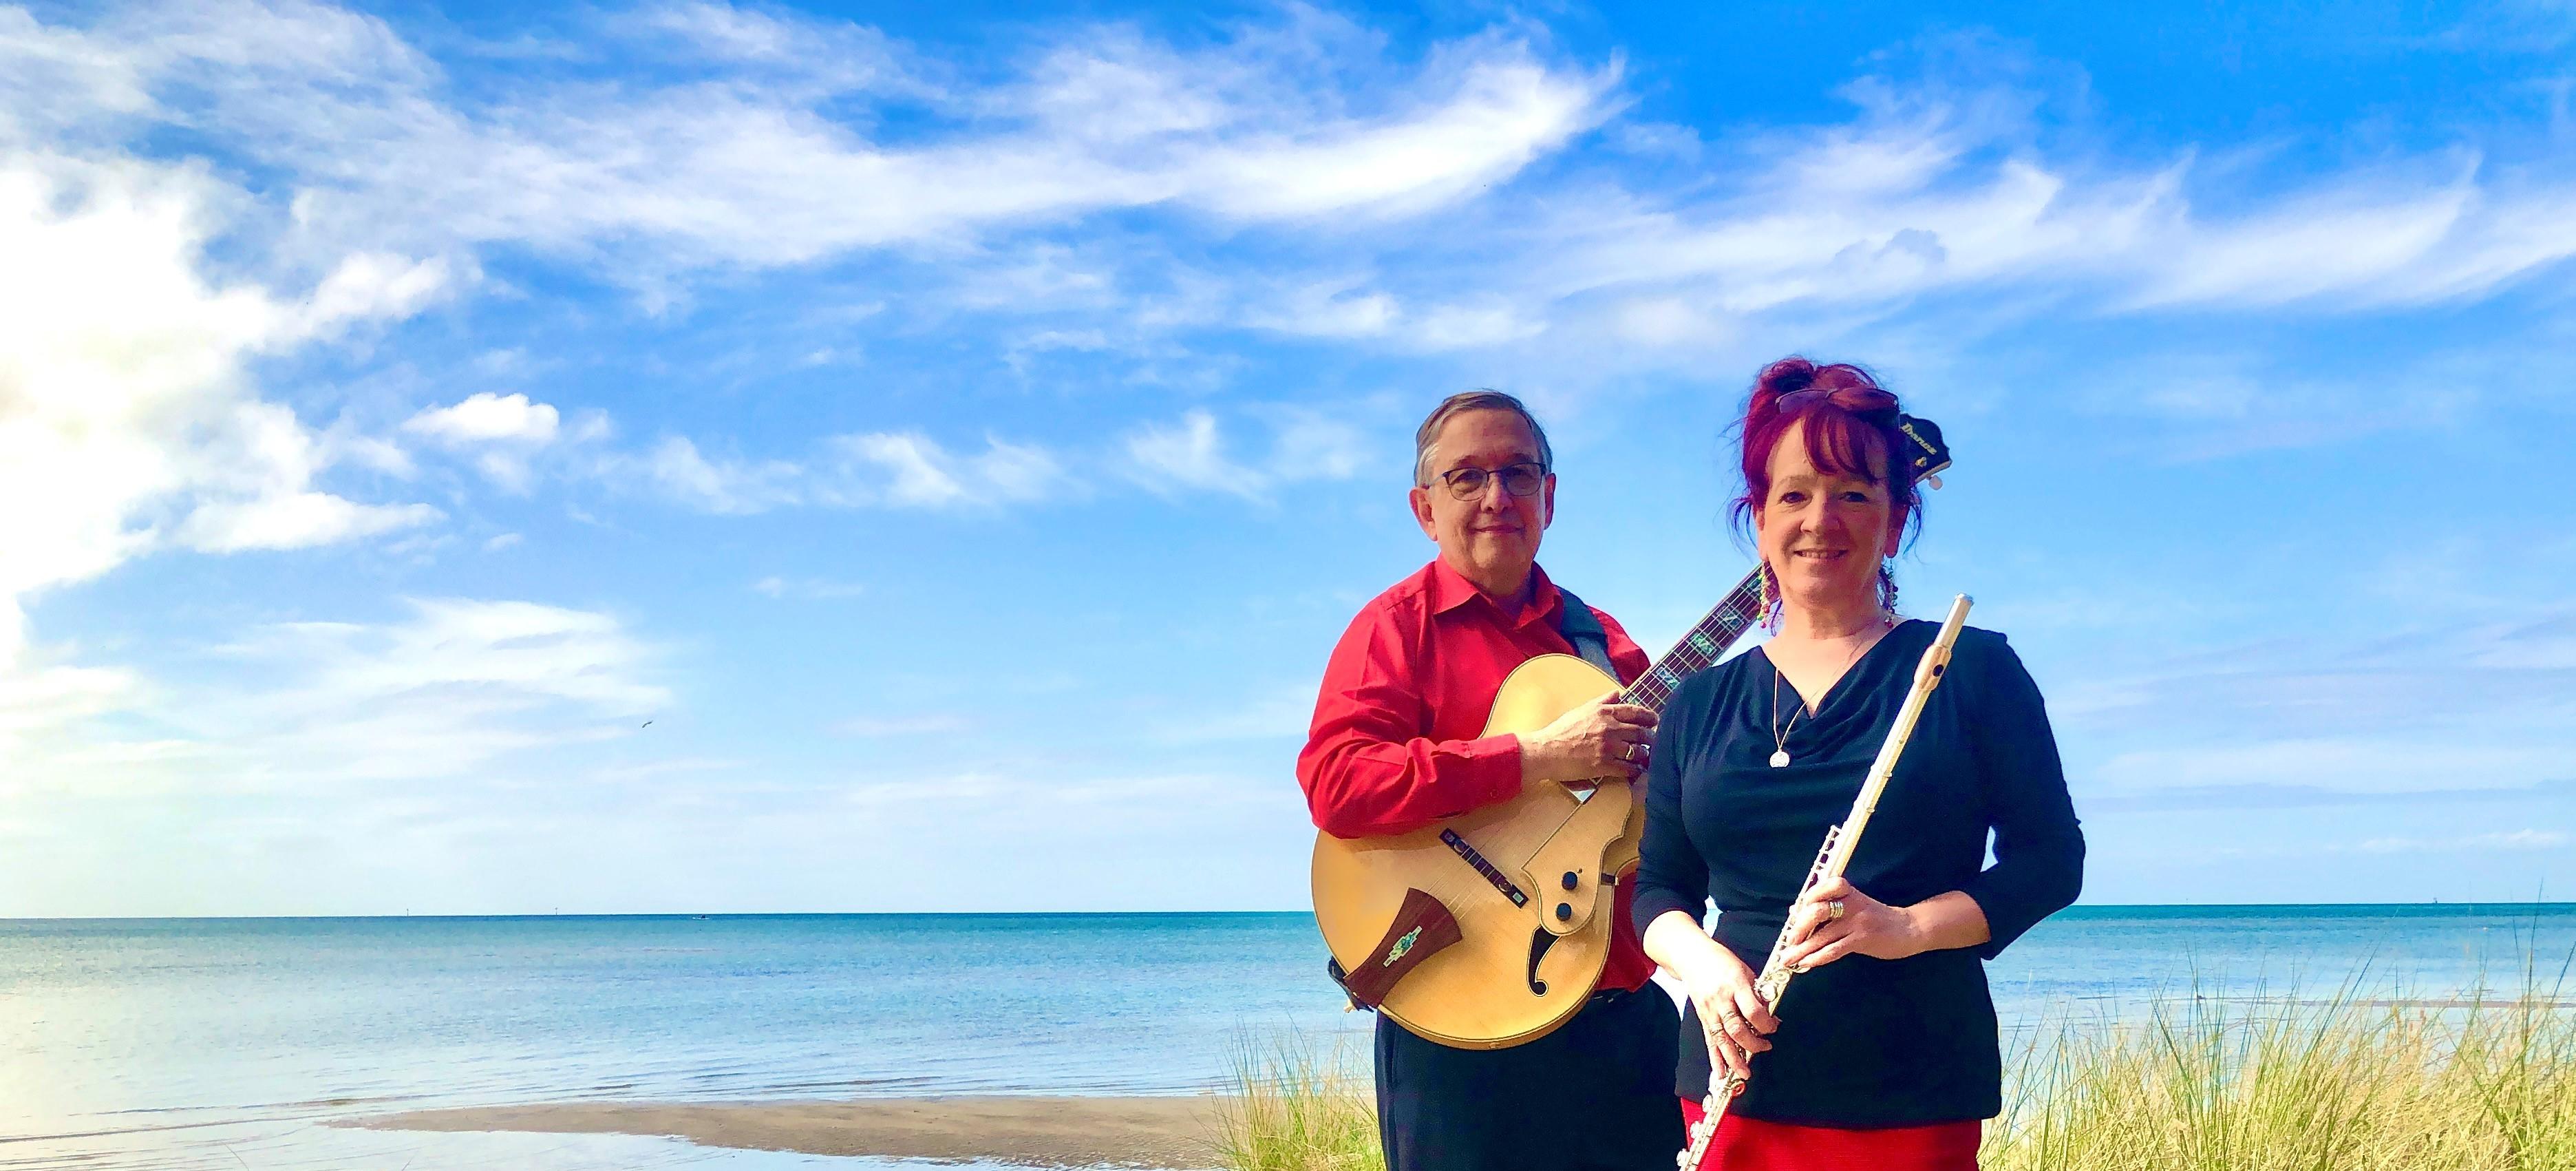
[{"x1": 1429, "y1": 461, "x2": 1546, "y2": 501}]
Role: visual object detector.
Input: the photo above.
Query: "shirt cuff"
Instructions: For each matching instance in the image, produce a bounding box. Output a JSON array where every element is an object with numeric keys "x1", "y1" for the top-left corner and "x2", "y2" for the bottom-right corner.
[
  {"x1": 1955, "y1": 881, "x2": 2027, "y2": 960},
  {"x1": 1458, "y1": 732, "x2": 1524, "y2": 807},
  {"x1": 1632, "y1": 892, "x2": 1701, "y2": 936}
]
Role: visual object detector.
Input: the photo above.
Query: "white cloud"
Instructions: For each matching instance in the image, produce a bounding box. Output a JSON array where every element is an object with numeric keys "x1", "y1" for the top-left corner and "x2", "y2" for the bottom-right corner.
[
  {"x1": 1250, "y1": 281, "x2": 1401, "y2": 338},
  {"x1": 400, "y1": 391, "x2": 570, "y2": 493},
  {"x1": 639, "y1": 435, "x2": 803, "y2": 514},
  {"x1": 302, "y1": 251, "x2": 454, "y2": 333},
  {"x1": 0, "y1": 149, "x2": 445, "y2": 677},
  {"x1": 175, "y1": 490, "x2": 440, "y2": 553},
  {"x1": 2059, "y1": 602, "x2": 2576, "y2": 812},
  {"x1": 1124, "y1": 410, "x2": 1249, "y2": 496},
  {"x1": 1179, "y1": 55, "x2": 1612, "y2": 220},
  {"x1": 617, "y1": 430, "x2": 1067, "y2": 514},
  {"x1": 403, "y1": 392, "x2": 562, "y2": 445},
  {"x1": 625, "y1": 0, "x2": 911, "y2": 90},
  {"x1": 834, "y1": 432, "x2": 1066, "y2": 509},
  {"x1": 830, "y1": 713, "x2": 968, "y2": 737},
  {"x1": 750, "y1": 576, "x2": 865, "y2": 600},
  {"x1": 283, "y1": 598, "x2": 666, "y2": 715},
  {"x1": 1, "y1": 598, "x2": 666, "y2": 796},
  {"x1": 12, "y1": 1, "x2": 1614, "y2": 276},
  {"x1": 1470, "y1": 87, "x2": 2576, "y2": 362},
  {"x1": 1267, "y1": 412, "x2": 1370, "y2": 482},
  {"x1": 2351, "y1": 830, "x2": 2570, "y2": 854},
  {"x1": 1122, "y1": 409, "x2": 1372, "y2": 498},
  {"x1": 0, "y1": 652, "x2": 136, "y2": 764}
]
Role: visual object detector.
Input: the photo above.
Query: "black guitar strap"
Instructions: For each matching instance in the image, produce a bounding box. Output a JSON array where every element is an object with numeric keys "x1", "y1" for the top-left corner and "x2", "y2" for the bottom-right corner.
[{"x1": 1551, "y1": 584, "x2": 1619, "y2": 679}]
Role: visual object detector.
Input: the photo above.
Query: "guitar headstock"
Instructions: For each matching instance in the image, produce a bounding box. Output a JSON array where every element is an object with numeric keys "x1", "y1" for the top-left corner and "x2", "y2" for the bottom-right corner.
[{"x1": 1893, "y1": 414, "x2": 1951, "y2": 489}]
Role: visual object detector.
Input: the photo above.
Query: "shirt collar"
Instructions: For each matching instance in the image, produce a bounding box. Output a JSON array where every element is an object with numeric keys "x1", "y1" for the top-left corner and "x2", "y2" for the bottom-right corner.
[{"x1": 1427, "y1": 558, "x2": 1560, "y2": 629}]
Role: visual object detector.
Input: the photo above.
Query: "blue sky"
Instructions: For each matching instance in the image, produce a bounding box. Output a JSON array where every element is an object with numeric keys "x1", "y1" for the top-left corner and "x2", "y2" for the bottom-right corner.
[{"x1": 3, "y1": 0, "x2": 2572, "y2": 916}]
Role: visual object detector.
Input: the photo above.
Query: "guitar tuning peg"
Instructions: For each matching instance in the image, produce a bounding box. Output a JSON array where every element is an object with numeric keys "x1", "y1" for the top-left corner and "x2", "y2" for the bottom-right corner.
[{"x1": 1925, "y1": 474, "x2": 1943, "y2": 490}]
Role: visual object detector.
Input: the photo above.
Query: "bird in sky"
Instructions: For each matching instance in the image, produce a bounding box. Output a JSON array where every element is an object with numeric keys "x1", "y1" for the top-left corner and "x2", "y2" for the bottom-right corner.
[{"x1": 640, "y1": 719, "x2": 654, "y2": 728}]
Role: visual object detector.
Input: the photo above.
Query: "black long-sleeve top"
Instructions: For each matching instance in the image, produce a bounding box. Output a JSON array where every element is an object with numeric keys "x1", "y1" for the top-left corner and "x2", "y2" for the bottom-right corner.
[{"x1": 1631, "y1": 620, "x2": 2084, "y2": 1127}]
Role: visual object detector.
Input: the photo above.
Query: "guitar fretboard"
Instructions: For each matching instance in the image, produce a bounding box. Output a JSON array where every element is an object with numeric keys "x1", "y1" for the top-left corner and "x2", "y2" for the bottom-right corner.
[{"x1": 1616, "y1": 571, "x2": 1765, "y2": 713}]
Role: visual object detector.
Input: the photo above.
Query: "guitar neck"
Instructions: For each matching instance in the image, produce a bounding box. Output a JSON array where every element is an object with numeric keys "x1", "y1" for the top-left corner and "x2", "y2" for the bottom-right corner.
[{"x1": 1617, "y1": 571, "x2": 1765, "y2": 714}]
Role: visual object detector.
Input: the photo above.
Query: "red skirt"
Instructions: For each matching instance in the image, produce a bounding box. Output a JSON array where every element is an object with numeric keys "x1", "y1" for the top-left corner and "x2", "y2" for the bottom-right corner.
[{"x1": 1681, "y1": 1097, "x2": 1981, "y2": 1170}]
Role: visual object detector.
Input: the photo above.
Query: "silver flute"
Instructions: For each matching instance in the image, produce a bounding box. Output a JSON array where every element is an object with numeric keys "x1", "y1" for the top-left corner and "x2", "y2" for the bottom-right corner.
[{"x1": 1676, "y1": 595, "x2": 1972, "y2": 1170}]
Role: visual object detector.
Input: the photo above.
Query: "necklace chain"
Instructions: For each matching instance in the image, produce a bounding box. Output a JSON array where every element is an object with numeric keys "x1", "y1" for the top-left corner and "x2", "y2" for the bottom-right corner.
[{"x1": 1767, "y1": 626, "x2": 1883, "y2": 768}]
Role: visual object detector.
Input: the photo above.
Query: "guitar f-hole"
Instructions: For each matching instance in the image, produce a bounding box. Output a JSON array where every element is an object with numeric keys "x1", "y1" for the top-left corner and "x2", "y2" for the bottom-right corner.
[{"x1": 1525, "y1": 929, "x2": 1555, "y2": 995}]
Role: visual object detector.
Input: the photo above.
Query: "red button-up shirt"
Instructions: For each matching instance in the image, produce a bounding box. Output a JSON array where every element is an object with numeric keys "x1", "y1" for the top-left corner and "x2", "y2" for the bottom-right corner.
[{"x1": 1298, "y1": 558, "x2": 1657, "y2": 993}]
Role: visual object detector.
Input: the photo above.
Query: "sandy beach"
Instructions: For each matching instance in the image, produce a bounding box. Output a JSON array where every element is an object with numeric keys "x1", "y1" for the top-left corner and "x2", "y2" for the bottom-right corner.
[{"x1": 354, "y1": 1096, "x2": 1234, "y2": 1168}]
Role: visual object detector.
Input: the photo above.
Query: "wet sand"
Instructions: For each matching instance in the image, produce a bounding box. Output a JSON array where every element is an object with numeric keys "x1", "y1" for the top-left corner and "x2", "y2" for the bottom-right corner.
[{"x1": 353, "y1": 1095, "x2": 1233, "y2": 1168}]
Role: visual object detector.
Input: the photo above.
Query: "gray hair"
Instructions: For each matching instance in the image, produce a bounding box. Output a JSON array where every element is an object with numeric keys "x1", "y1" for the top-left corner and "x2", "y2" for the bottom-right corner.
[{"x1": 1412, "y1": 390, "x2": 1554, "y2": 488}]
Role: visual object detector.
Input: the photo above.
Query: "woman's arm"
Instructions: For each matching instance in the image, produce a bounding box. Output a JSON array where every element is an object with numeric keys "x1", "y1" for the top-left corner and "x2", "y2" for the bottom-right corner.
[
  {"x1": 1955, "y1": 633, "x2": 2085, "y2": 958},
  {"x1": 1626, "y1": 682, "x2": 1705, "y2": 938},
  {"x1": 1630, "y1": 675, "x2": 1776, "y2": 1080},
  {"x1": 1777, "y1": 631, "x2": 2078, "y2": 969}
]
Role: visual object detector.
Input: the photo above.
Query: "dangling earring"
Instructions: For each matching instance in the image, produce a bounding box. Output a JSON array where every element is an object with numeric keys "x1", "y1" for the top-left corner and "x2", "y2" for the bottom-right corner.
[
  {"x1": 1758, "y1": 561, "x2": 1782, "y2": 631},
  {"x1": 1878, "y1": 562, "x2": 1899, "y2": 626}
]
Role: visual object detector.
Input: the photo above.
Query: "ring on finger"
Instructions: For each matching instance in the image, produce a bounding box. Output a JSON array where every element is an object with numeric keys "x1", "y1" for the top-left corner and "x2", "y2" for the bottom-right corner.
[
  {"x1": 1621, "y1": 743, "x2": 1639, "y2": 763},
  {"x1": 1827, "y1": 898, "x2": 1846, "y2": 922}
]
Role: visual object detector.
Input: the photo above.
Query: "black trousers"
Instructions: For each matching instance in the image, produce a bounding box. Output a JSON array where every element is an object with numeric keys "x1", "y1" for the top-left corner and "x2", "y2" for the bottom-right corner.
[{"x1": 1375, "y1": 987, "x2": 1684, "y2": 1171}]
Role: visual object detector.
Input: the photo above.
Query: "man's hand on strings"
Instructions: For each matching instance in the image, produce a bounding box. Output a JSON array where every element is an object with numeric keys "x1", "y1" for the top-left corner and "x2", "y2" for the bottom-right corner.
[{"x1": 1519, "y1": 690, "x2": 1657, "y2": 784}]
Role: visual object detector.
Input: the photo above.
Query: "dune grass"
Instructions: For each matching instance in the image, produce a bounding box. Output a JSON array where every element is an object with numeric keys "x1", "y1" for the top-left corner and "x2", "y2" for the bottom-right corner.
[
  {"x1": 1216, "y1": 976, "x2": 2576, "y2": 1171},
  {"x1": 1212, "y1": 1033, "x2": 1382, "y2": 1171},
  {"x1": 1984, "y1": 979, "x2": 2576, "y2": 1171}
]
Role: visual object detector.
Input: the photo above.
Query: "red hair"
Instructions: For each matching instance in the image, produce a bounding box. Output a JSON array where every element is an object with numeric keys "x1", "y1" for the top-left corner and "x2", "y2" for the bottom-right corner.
[{"x1": 1729, "y1": 357, "x2": 1922, "y2": 546}]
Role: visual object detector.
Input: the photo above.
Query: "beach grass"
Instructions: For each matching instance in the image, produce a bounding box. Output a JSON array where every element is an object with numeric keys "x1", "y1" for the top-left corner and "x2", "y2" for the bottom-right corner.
[
  {"x1": 1986, "y1": 978, "x2": 2576, "y2": 1171},
  {"x1": 1218, "y1": 978, "x2": 2576, "y2": 1171},
  {"x1": 1213, "y1": 1033, "x2": 1381, "y2": 1171}
]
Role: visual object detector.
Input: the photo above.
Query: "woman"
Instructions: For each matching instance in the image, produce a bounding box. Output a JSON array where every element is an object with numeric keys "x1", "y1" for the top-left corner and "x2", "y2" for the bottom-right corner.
[{"x1": 1633, "y1": 358, "x2": 2085, "y2": 1169}]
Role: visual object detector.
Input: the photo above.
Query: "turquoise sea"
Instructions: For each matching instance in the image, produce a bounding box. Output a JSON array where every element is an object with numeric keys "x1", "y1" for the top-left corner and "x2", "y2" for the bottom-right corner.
[{"x1": 6, "y1": 906, "x2": 2573, "y2": 1170}]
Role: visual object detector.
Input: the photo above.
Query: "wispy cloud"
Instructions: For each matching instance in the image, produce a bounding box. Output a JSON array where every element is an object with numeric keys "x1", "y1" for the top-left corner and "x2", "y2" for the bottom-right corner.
[
  {"x1": 1124, "y1": 410, "x2": 1250, "y2": 496},
  {"x1": 3, "y1": 598, "x2": 668, "y2": 796},
  {"x1": 2085, "y1": 779, "x2": 2576, "y2": 812},
  {"x1": 751, "y1": 576, "x2": 866, "y2": 600},
  {"x1": 24, "y1": 1, "x2": 1612, "y2": 275},
  {"x1": 2352, "y1": 829, "x2": 2570, "y2": 854},
  {"x1": 833, "y1": 432, "x2": 1066, "y2": 509},
  {"x1": 635, "y1": 436, "x2": 805, "y2": 515},
  {"x1": 2057, "y1": 602, "x2": 2576, "y2": 804},
  {"x1": 1121, "y1": 409, "x2": 1371, "y2": 498},
  {"x1": 830, "y1": 713, "x2": 968, "y2": 737}
]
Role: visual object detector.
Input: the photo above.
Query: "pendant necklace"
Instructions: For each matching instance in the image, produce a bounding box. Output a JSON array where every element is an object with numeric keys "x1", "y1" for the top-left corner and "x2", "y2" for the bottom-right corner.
[
  {"x1": 1766, "y1": 666, "x2": 1799, "y2": 768},
  {"x1": 1767, "y1": 630, "x2": 1877, "y2": 768}
]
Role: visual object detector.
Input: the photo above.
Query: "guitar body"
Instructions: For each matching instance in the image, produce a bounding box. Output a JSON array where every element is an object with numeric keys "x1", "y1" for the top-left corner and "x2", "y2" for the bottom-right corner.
[{"x1": 1311, "y1": 653, "x2": 1644, "y2": 1049}]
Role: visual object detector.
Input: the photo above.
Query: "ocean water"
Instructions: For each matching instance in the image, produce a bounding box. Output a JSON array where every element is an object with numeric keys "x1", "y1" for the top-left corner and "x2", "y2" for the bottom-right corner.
[{"x1": 4, "y1": 907, "x2": 2572, "y2": 1170}]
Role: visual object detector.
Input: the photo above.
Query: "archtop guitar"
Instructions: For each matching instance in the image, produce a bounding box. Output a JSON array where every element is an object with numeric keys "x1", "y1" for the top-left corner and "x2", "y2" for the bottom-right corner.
[{"x1": 1311, "y1": 415, "x2": 1953, "y2": 1048}]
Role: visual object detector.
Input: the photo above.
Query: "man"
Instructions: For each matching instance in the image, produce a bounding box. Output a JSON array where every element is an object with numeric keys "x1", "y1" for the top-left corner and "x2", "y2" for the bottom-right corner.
[{"x1": 1297, "y1": 391, "x2": 1684, "y2": 1170}]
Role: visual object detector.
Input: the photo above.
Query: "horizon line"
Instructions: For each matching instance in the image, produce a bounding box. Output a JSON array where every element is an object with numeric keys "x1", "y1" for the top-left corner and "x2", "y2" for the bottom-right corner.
[{"x1": 6, "y1": 900, "x2": 2575, "y2": 922}]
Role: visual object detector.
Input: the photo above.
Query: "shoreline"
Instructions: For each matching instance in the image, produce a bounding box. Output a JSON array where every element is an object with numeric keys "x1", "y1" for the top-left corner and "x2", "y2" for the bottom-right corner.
[
  {"x1": 13, "y1": 900, "x2": 2576, "y2": 922},
  {"x1": 349, "y1": 1095, "x2": 1237, "y2": 1168}
]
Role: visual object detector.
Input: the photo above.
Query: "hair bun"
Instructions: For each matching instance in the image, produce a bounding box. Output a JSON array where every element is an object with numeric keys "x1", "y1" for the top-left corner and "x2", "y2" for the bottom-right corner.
[
  {"x1": 1745, "y1": 356, "x2": 1890, "y2": 428},
  {"x1": 1754, "y1": 357, "x2": 1819, "y2": 403}
]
